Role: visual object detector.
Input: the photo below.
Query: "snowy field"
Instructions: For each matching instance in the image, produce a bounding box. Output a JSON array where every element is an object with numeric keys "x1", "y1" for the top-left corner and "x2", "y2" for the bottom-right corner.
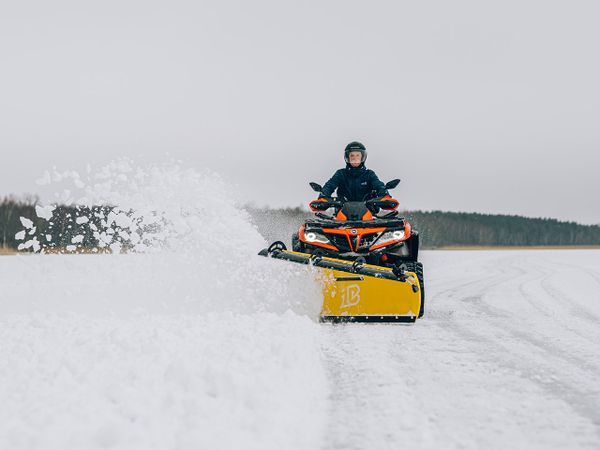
[
  {"x1": 1, "y1": 249, "x2": 600, "y2": 450},
  {"x1": 1, "y1": 163, "x2": 599, "y2": 449}
]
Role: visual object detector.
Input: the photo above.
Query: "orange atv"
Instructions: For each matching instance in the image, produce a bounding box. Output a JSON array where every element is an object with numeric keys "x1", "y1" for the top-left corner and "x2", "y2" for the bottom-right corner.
[
  {"x1": 259, "y1": 178, "x2": 425, "y2": 321},
  {"x1": 291, "y1": 179, "x2": 420, "y2": 268}
]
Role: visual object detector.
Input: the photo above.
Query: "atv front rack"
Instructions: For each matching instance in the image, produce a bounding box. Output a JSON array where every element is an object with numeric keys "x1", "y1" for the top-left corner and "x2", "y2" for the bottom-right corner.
[{"x1": 305, "y1": 218, "x2": 406, "y2": 229}]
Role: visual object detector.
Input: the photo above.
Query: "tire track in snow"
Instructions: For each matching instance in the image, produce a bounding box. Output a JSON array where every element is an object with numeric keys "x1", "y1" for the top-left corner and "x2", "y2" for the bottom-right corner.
[
  {"x1": 475, "y1": 260, "x2": 600, "y2": 373},
  {"x1": 553, "y1": 257, "x2": 600, "y2": 287},
  {"x1": 539, "y1": 275, "x2": 600, "y2": 325},
  {"x1": 511, "y1": 259, "x2": 600, "y2": 346},
  {"x1": 319, "y1": 326, "x2": 434, "y2": 450},
  {"x1": 453, "y1": 290, "x2": 600, "y2": 376},
  {"x1": 538, "y1": 259, "x2": 600, "y2": 323},
  {"x1": 449, "y1": 254, "x2": 600, "y2": 365},
  {"x1": 434, "y1": 254, "x2": 600, "y2": 439},
  {"x1": 580, "y1": 266, "x2": 600, "y2": 286},
  {"x1": 425, "y1": 255, "x2": 518, "y2": 320},
  {"x1": 439, "y1": 319, "x2": 600, "y2": 436},
  {"x1": 515, "y1": 263, "x2": 556, "y2": 317},
  {"x1": 516, "y1": 255, "x2": 600, "y2": 343}
]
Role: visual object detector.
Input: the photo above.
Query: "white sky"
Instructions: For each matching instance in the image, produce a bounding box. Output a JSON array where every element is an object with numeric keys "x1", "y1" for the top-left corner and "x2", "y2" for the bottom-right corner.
[{"x1": 1, "y1": 0, "x2": 599, "y2": 224}]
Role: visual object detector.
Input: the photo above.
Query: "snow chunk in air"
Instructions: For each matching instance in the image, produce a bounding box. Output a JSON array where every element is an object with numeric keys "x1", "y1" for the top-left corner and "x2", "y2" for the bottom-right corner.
[
  {"x1": 35, "y1": 205, "x2": 56, "y2": 220},
  {"x1": 18, "y1": 237, "x2": 40, "y2": 252},
  {"x1": 20, "y1": 217, "x2": 34, "y2": 229}
]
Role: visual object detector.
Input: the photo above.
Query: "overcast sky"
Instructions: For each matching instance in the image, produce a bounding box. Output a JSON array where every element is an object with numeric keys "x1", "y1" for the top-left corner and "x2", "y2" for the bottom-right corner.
[{"x1": 1, "y1": 0, "x2": 599, "y2": 224}]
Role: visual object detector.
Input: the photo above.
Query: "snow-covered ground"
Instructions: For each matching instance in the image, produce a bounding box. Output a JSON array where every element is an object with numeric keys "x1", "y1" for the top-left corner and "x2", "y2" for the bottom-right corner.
[
  {"x1": 2, "y1": 163, "x2": 599, "y2": 449},
  {"x1": 1, "y1": 250, "x2": 599, "y2": 450}
]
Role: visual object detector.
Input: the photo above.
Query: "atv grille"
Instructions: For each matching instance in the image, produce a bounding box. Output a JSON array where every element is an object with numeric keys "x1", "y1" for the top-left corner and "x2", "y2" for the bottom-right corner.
[
  {"x1": 358, "y1": 233, "x2": 380, "y2": 250},
  {"x1": 329, "y1": 234, "x2": 353, "y2": 252},
  {"x1": 327, "y1": 232, "x2": 383, "y2": 252}
]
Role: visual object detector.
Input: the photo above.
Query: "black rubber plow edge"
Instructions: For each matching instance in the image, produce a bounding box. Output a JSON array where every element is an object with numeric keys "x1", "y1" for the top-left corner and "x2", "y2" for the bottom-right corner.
[{"x1": 320, "y1": 315, "x2": 416, "y2": 324}]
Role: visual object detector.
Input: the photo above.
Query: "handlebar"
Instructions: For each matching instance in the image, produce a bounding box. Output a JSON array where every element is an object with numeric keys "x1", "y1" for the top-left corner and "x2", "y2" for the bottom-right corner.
[{"x1": 310, "y1": 197, "x2": 398, "y2": 213}]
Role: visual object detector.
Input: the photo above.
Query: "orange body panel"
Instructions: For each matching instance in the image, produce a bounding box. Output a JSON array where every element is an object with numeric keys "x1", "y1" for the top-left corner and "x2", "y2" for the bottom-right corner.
[{"x1": 335, "y1": 211, "x2": 347, "y2": 221}]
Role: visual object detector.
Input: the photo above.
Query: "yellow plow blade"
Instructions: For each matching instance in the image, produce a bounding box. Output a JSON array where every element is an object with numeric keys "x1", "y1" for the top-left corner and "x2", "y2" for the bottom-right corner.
[
  {"x1": 259, "y1": 246, "x2": 422, "y2": 323},
  {"x1": 319, "y1": 267, "x2": 421, "y2": 322}
]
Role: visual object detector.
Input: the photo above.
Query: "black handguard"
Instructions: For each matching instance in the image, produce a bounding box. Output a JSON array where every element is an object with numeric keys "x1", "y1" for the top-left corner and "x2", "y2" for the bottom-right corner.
[
  {"x1": 366, "y1": 194, "x2": 397, "y2": 212},
  {"x1": 374, "y1": 195, "x2": 399, "y2": 210},
  {"x1": 310, "y1": 199, "x2": 331, "y2": 211}
]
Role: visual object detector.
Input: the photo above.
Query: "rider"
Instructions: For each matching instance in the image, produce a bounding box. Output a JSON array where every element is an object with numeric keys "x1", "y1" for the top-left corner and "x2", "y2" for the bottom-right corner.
[{"x1": 319, "y1": 141, "x2": 388, "y2": 201}]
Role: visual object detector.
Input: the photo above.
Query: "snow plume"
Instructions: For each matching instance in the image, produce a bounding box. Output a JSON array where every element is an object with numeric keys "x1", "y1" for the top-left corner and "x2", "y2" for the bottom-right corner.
[
  {"x1": 22, "y1": 160, "x2": 258, "y2": 254},
  {"x1": 13, "y1": 159, "x2": 322, "y2": 318}
]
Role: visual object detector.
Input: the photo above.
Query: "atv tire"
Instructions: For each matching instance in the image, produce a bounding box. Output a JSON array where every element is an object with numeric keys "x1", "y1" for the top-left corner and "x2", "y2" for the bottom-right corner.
[
  {"x1": 402, "y1": 261, "x2": 425, "y2": 318},
  {"x1": 405, "y1": 233, "x2": 419, "y2": 262},
  {"x1": 292, "y1": 232, "x2": 302, "y2": 252}
]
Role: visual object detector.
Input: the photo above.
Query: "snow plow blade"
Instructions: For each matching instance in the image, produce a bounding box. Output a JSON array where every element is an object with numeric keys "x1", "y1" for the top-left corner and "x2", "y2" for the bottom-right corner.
[{"x1": 259, "y1": 243, "x2": 422, "y2": 323}]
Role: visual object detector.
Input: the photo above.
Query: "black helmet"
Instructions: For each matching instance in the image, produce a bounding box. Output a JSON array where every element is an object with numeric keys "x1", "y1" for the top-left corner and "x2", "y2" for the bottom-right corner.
[{"x1": 344, "y1": 141, "x2": 367, "y2": 165}]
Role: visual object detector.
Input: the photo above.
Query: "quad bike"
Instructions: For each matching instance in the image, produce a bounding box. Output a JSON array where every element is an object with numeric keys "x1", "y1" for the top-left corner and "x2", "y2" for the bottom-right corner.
[{"x1": 259, "y1": 179, "x2": 425, "y2": 323}]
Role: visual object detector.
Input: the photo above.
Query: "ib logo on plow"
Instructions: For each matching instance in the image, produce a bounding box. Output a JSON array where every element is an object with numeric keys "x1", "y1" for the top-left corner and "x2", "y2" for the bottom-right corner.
[{"x1": 341, "y1": 284, "x2": 361, "y2": 308}]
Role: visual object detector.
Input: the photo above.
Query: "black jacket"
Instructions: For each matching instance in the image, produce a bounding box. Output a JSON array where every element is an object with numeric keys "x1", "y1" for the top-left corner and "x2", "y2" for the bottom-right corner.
[{"x1": 320, "y1": 165, "x2": 388, "y2": 201}]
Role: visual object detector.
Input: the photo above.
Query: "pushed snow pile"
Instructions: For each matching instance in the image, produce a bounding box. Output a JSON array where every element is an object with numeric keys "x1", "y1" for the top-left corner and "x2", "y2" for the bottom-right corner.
[
  {"x1": 1, "y1": 160, "x2": 326, "y2": 449},
  {"x1": 0, "y1": 312, "x2": 327, "y2": 450}
]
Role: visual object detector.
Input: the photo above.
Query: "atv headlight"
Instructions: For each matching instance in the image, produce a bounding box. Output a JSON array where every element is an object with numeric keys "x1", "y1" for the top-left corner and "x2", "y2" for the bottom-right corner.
[
  {"x1": 304, "y1": 231, "x2": 332, "y2": 244},
  {"x1": 377, "y1": 230, "x2": 405, "y2": 245}
]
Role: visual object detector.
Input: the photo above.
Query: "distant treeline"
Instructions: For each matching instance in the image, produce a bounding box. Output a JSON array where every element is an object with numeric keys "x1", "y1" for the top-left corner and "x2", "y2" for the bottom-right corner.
[
  {"x1": 405, "y1": 211, "x2": 600, "y2": 247},
  {"x1": 246, "y1": 206, "x2": 600, "y2": 249},
  {"x1": 2, "y1": 198, "x2": 600, "y2": 251}
]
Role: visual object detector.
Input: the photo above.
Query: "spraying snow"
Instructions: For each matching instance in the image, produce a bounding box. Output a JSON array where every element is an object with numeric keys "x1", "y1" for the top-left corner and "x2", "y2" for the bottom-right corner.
[{"x1": 10, "y1": 160, "x2": 322, "y2": 317}]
